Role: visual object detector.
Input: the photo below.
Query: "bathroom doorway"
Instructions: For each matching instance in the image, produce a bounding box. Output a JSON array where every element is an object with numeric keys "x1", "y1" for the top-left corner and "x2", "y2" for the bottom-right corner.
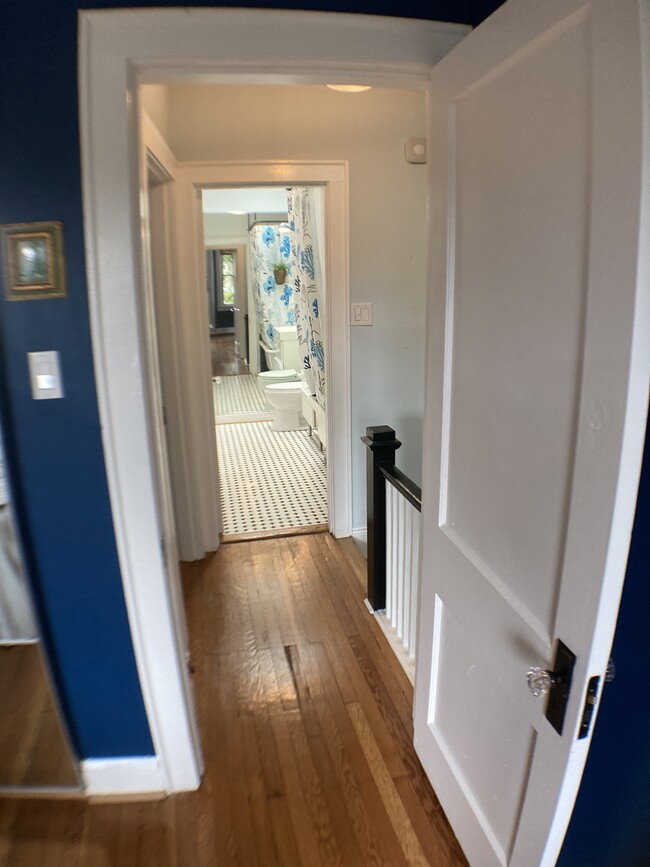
[{"x1": 204, "y1": 186, "x2": 329, "y2": 541}]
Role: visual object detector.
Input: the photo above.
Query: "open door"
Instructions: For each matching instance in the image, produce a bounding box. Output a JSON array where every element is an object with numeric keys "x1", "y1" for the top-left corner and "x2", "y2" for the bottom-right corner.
[{"x1": 414, "y1": 1, "x2": 649, "y2": 865}]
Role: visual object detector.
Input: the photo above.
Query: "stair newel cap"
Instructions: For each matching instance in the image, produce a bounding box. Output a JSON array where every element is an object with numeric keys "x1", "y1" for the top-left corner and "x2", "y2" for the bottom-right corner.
[{"x1": 361, "y1": 425, "x2": 402, "y2": 451}]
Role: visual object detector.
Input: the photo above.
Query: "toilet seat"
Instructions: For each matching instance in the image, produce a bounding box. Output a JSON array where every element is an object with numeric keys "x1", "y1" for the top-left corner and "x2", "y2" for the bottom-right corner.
[
  {"x1": 258, "y1": 369, "x2": 299, "y2": 383},
  {"x1": 264, "y1": 381, "x2": 303, "y2": 392}
]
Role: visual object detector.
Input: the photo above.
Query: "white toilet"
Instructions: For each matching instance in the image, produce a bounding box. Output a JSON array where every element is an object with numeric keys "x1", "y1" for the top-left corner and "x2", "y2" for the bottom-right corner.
[
  {"x1": 257, "y1": 327, "x2": 302, "y2": 389},
  {"x1": 264, "y1": 381, "x2": 305, "y2": 431}
]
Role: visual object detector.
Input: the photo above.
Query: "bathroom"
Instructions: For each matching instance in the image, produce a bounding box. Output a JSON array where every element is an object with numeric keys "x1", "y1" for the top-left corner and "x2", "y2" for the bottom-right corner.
[{"x1": 205, "y1": 186, "x2": 329, "y2": 539}]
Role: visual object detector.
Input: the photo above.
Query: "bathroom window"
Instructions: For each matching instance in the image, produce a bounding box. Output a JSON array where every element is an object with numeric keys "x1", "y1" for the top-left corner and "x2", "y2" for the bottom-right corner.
[{"x1": 217, "y1": 251, "x2": 236, "y2": 309}]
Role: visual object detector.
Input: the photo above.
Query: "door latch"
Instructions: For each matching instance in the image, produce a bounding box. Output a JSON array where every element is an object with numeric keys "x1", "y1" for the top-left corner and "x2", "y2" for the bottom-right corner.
[{"x1": 577, "y1": 657, "x2": 615, "y2": 739}]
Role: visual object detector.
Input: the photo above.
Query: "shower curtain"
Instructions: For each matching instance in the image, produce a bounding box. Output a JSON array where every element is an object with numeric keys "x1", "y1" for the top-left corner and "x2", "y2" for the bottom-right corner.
[
  {"x1": 248, "y1": 223, "x2": 294, "y2": 350},
  {"x1": 287, "y1": 188, "x2": 326, "y2": 408}
]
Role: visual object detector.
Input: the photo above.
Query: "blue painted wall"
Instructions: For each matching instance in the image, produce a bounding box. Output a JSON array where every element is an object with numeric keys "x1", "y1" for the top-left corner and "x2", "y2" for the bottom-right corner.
[
  {"x1": 558, "y1": 413, "x2": 650, "y2": 866},
  {"x1": 0, "y1": 2, "x2": 154, "y2": 758}
]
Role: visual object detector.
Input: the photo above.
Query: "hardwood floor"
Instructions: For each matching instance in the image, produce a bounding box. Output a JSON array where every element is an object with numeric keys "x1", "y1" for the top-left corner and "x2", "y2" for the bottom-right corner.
[
  {"x1": 0, "y1": 644, "x2": 79, "y2": 789},
  {"x1": 0, "y1": 534, "x2": 467, "y2": 866},
  {"x1": 211, "y1": 334, "x2": 248, "y2": 378}
]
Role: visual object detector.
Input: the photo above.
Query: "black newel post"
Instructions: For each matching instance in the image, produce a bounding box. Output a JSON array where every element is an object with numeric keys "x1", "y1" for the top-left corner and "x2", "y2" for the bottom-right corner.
[{"x1": 361, "y1": 425, "x2": 401, "y2": 611}]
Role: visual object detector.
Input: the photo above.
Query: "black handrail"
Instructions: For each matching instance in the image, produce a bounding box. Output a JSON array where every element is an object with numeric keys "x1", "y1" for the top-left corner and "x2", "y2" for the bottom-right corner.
[
  {"x1": 379, "y1": 465, "x2": 422, "y2": 513},
  {"x1": 361, "y1": 425, "x2": 421, "y2": 612}
]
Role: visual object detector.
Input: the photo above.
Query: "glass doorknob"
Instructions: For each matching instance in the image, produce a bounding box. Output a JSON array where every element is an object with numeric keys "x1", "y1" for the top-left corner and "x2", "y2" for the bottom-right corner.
[{"x1": 527, "y1": 666, "x2": 561, "y2": 697}]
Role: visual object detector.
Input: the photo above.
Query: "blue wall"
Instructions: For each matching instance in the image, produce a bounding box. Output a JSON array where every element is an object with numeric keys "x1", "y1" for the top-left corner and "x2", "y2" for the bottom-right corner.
[
  {"x1": 558, "y1": 413, "x2": 650, "y2": 866},
  {"x1": 0, "y1": 2, "x2": 154, "y2": 758}
]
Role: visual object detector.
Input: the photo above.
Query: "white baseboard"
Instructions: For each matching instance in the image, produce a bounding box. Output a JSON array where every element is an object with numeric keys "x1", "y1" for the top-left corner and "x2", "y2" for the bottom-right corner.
[
  {"x1": 81, "y1": 756, "x2": 165, "y2": 795},
  {"x1": 363, "y1": 601, "x2": 416, "y2": 686},
  {"x1": 351, "y1": 527, "x2": 367, "y2": 559}
]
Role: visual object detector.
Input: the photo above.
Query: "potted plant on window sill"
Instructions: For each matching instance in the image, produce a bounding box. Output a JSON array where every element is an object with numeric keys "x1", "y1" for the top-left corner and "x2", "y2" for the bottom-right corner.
[{"x1": 273, "y1": 262, "x2": 288, "y2": 285}]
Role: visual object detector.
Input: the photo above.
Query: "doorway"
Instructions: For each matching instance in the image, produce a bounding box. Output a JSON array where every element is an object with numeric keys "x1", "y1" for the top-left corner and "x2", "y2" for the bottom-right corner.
[{"x1": 202, "y1": 185, "x2": 329, "y2": 540}]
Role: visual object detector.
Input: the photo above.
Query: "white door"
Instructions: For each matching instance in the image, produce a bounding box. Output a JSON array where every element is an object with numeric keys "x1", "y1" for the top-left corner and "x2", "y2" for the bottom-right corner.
[
  {"x1": 233, "y1": 246, "x2": 248, "y2": 360},
  {"x1": 414, "y1": 1, "x2": 649, "y2": 866}
]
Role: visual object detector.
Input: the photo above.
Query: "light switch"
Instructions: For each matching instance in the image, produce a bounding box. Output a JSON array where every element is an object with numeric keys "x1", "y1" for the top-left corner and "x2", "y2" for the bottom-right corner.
[
  {"x1": 28, "y1": 351, "x2": 64, "y2": 400},
  {"x1": 351, "y1": 303, "x2": 373, "y2": 326}
]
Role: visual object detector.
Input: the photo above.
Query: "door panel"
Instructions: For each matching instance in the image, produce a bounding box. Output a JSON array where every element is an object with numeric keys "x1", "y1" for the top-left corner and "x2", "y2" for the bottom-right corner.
[
  {"x1": 446, "y1": 14, "x2": 590, "y2": 634},
  {"x1": 415, "y1": 2, "x2": 649, "y2": 865}
]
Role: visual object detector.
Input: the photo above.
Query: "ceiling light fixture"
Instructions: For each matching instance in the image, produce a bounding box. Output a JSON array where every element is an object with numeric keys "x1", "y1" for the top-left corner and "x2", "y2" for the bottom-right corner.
[
  {"x1": 228, "y1": 210, "x2": 247, "y2": 215},
  {"x1": 326, "y1": 84, "x2": 372, "y2": 93}
]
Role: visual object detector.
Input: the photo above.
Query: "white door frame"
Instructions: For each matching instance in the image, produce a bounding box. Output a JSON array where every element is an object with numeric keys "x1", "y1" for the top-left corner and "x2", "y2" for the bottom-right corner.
[
  {"x1": 177, "y1": 161, "x2": 351, "y2": 539},
  {"x1": 78, "y1": 8, "x2": 468, "y2": 793}
]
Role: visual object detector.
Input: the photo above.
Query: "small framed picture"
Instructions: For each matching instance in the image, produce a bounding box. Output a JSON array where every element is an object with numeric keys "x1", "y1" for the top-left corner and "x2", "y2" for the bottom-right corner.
[{"x1": 1, "y1": 221, "x2": 67, "y2": 300}]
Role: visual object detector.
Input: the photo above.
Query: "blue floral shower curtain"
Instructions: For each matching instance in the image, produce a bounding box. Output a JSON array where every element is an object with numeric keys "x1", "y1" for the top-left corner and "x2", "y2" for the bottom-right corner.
[
  {"x1": 288, "y1": 188, "x2": 326, "y2": 408},
  {"x1": 248, "y1": 223, "x2": 294, "y2": 350}
]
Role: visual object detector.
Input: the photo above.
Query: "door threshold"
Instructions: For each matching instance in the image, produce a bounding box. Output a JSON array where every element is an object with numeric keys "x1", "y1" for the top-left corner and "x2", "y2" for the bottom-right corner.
[{"x1": 221, "y1": 523, "x2": 329, "y2": 544}]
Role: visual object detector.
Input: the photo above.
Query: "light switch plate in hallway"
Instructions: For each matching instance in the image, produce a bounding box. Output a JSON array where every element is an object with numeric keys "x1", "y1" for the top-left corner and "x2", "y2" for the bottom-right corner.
[{"x1": 351, "y1": 303, "x2": 373, "y2": 326}]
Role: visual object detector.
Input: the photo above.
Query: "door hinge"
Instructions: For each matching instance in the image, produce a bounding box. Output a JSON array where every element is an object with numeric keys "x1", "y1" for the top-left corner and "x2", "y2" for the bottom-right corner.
[
  {"x1": 162, "y1": 405, "x2": 167, "y2": 426},
  {"x1": 160, "y1": 537, "x2": 167, "y2": 569}
]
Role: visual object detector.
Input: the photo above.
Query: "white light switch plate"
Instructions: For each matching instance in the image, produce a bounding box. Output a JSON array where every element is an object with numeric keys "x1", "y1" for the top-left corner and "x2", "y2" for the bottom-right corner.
[
  {"x1": 27, "y1": 351, "x2": 64, "y2": 400},
  {"x1": 351, "y1": 302, "x2": 373, "y2": 326}
]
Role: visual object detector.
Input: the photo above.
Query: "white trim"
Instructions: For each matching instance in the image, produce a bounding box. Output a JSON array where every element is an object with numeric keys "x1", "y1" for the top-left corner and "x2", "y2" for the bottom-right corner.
[
  {"x1": 142, "y1": 118, "x2": 207, "y2": 561},
  {"x1": 81, "y1": 757, "x2": 165, "y2": 796},
  {"x1": 78, "y1": 8, "x2": 468, "y2": 794},
  {"x1": 365, "y1": 603, "x2": 416, "y2": 686},
  {"x1": 351, "y1": 527, "x2": 368, "y2": 559}
]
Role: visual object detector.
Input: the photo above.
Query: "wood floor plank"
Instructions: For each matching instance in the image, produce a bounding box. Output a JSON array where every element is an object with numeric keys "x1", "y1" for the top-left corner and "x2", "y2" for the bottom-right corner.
[
  {"x1": 269, "y1": 700, "x2": 341, "y2": 867},
  {"x1": 3, "y1": 799, "x2": 84, "y2": 867},
  {"x1": 394, "y1": 776, "x2": 468, "y2": 867},
  {"x1": 171, "y1": 790, "x2": 219, "y2": 867},
  {"x1": 249, "y1": 543, "x2": 287, "y2": 650},
  {"x1": 212, "y1": 653, "x2": 264, "y2": 867},
  {"x1": 282, "y1": 643, "x2": 367, "y2": 867},
  {"x1": 286, "y1": 539, "x2": 409, "y2": 780},
  {"x1": 303, "y1": 643, "x2": 409, "y2": 867},
  {"x1": 0, "y1": 534, "x2": 467, "y2": 867},
  {"x1": 316, "y1": 533, "x2": 416, "y2": 731},
  {"x1": 238, "y1": 649, "x2": 299, "y2": 867},
  {"x1": 290, "y1": 643, "x2": 397, "y2": 867},
  {"x1": 348, "y1": 702, "x2": 430, "y2": 867},
  {"x1": 348, "y1": 634, "x2": 445, "y2": 825}
]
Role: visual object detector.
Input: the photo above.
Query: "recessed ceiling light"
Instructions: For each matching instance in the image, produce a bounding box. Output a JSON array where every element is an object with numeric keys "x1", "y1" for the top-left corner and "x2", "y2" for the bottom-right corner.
[{"x1": 326, "y1": 84, "x2": 372, "y2": 93}]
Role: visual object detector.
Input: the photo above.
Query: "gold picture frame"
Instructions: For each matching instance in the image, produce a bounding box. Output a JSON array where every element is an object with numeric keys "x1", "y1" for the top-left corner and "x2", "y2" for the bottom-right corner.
[{"x1": 1, "y1": 221, "x2": 67, "y2": 300}]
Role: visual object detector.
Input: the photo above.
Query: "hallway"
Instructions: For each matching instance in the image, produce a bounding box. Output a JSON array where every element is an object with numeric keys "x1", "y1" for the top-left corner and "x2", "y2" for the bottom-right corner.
[
  {"x1": 211, "y1": 334, "x2": 248, "y2": 378},
  {"x1": 0, "y1": 534, "x2": 465, "y2": 866}
]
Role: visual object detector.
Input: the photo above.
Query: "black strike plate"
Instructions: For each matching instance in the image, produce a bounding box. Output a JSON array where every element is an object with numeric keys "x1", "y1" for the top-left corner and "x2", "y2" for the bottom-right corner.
[
  {"x1": 546, "y1": 639, "x2": 577, "y2": 736},
  {"x1": 578, "y1": 676, "x2": 600, "y2": 739}
]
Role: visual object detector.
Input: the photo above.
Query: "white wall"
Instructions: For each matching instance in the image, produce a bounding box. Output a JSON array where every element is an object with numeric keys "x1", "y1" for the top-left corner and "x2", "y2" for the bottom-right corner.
[
  {"x1": 141, "y1": 84, "x2": 171, "y2": 144},
  {"x1": 203, "y1": 213, "x2": 248, "y2": 246},
  {"x1": 142, "y1": 83, "x2": 427, "y2": 531}
]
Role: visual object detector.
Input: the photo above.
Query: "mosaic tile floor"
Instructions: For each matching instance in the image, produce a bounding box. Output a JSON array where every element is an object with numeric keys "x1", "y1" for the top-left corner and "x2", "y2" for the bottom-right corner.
[
  {"x1": 216, "y1": 421, "x2": 328, "y2": 535},
  {"x1": 213, "y1": 374, "x2": 270, "y2": 423}
]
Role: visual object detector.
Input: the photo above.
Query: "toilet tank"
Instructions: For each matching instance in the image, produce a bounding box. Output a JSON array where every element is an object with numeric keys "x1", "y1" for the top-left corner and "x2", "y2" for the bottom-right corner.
[{"x1": 276, "y1": 326, "x2": 301, "y2": 372}]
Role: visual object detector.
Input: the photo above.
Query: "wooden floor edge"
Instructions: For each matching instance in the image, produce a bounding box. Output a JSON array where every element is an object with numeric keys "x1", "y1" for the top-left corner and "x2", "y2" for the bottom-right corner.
[
  {"x1": 221, "y1": 523, "x2": 330, "y2": 544},
  {"x1": 0, "y1": 788, "x2": 166, "y2": 804}
]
